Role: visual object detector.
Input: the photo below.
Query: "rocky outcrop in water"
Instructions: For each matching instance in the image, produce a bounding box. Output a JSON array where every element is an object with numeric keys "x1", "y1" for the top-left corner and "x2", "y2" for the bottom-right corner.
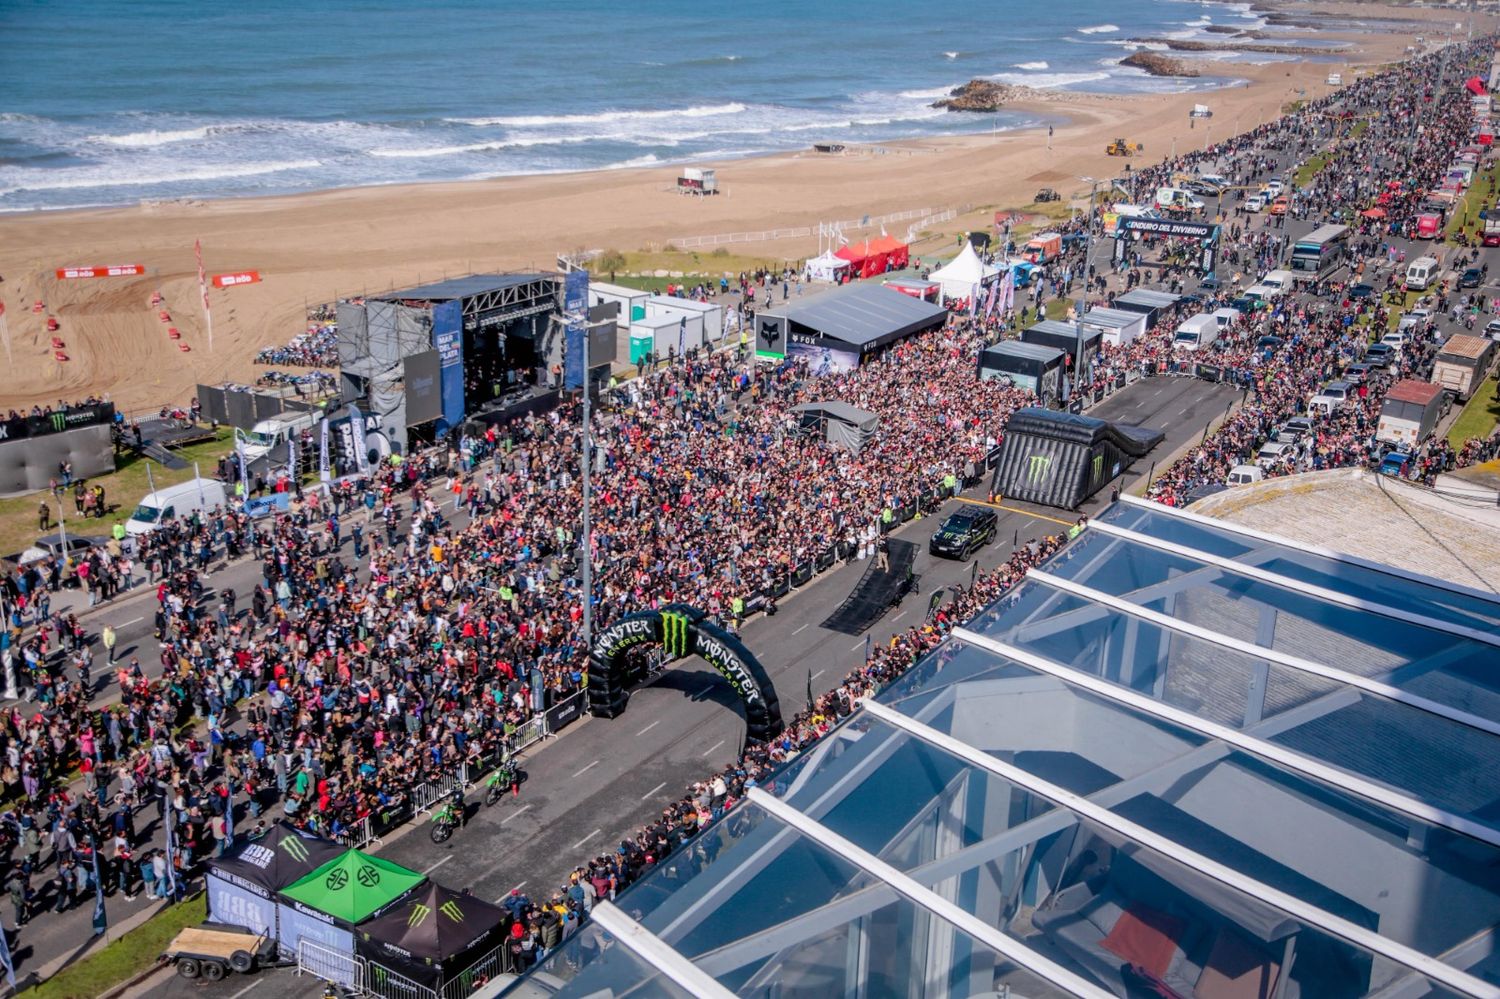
[
  {"x1": 931, "y1": 79, "x2": 1013, "y2": 112},
  {"x1": 1127, "y1": 36, "x2": 1340, "y2": 55},
  {"x1": 1121, "y1": 52, "x2": 1200, "y2": 77}
]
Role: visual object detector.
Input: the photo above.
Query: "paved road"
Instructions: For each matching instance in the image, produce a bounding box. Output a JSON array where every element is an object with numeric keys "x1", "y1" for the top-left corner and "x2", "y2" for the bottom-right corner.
[{"x1": 106, "y1": 373, "x2": 1236, "y2": 999}]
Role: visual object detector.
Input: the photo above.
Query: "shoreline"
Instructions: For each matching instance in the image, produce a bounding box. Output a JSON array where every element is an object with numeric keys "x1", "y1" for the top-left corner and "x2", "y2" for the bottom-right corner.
[{"x1": 0, "y1": 1, "x2": 1486, "y2": 414}]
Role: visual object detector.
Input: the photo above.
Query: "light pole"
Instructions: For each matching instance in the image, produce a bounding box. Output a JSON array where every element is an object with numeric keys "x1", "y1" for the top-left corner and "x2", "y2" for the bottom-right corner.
[{"x1": 1074, "y1": 175, "x2": 1099, "y2": 403}]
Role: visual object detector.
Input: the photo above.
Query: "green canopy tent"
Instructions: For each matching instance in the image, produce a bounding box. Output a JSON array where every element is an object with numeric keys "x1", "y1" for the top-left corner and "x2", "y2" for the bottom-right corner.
[{"x1": 276, "y1": 849, "x2": 426, "y2": 970}]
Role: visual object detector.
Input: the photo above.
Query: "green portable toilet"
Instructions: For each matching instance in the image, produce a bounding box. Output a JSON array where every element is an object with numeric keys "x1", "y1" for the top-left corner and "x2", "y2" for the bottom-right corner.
[{"x1": 630, "y1": 330, "x2": 654, "y2": 365}]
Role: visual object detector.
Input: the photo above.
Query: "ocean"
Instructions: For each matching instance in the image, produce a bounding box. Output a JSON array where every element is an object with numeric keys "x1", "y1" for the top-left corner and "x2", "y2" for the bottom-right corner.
[{"x1": 0, "y1": 0, "x2": 1330, "y2": 213}]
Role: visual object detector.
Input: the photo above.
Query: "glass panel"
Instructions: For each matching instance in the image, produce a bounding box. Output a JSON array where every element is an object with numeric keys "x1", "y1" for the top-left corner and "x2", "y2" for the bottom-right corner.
[
  {"x1": 527, "y1": 921, "x2": 703, "y2": 998},
  {"x1": 1098, "y1": 503, "x2": 1500, "y2": 632}
]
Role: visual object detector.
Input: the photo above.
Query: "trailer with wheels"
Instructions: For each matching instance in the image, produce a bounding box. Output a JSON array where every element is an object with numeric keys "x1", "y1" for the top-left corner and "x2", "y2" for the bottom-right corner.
[{"x1": 163, "y1": 925, "x2": 275, "y2": 982}]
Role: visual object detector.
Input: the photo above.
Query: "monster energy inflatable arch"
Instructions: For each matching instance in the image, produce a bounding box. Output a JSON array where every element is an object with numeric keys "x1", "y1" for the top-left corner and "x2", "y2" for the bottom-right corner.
[
  {"x1": 992, "y1": 407, "x2": 1164, "y2": 510},
  {"x1": 589, "y1": 605, "x2": 784, "y2": 743}
]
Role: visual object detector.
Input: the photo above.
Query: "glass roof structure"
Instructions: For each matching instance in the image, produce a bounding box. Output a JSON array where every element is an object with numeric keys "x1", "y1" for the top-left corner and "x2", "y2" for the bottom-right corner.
[{"x1": 505, "y1": 499, "x2": 1500, "y2": 999}]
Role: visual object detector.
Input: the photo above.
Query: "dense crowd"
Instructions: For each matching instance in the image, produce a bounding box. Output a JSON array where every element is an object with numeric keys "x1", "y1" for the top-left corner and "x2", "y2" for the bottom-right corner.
[{"x1": 254, "y1": 317, "x2": 339, "y2": 368}]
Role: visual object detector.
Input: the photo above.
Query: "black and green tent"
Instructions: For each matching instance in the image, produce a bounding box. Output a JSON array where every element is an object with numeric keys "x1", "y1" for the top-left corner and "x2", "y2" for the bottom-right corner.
[{"x1": 357, "y1": 882, "x2": 510, "y2": 990}]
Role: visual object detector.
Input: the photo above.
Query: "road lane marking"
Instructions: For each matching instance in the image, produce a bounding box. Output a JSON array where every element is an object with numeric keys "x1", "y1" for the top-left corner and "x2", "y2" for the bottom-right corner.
[
  {"x1": 953, "y1": 496, "x2": 1074, "y2": 526},
  {"x1": 117, "y1": 616, "x2": 144, "y2": 627},
  {"x1": 570, "y1": 829, "x2": 601, "y2": 851},
  {"x1": 637, "y1": 720, "x2": 660, "y2": 736},
  {"x1": 791, "y1": 622, "x2": 810, "y2": 635},
  {"x1": 501, "y1": 804, "x2": 533, "y2": 825},
  {"x1": 228, "y1": 983, "x2": 262, "y2": 999},
  {"x1": 424, "y1": 856, "x2": 453, "y2": 874},
  {"x1": 703, "y1": 739, "x2": 726, "y2": 758},
  {"x1": 572, "y1": 760, "x2": 599, "y2": 778},
  {"x1": 641, "y1": 781, "x2": 668, "y2": 801},
  {"x1": 850, "y1": 639, "x2": 867, "y2": 652},
  {"x1": 892, "y1": 611, "x2": 907, "y2": 622},
  {"x1": 496, "y1": 880, "x2": 527, "y2": 902},
  {"x1": 811, "y1": 670, "x2": 824, "y2": 681}
]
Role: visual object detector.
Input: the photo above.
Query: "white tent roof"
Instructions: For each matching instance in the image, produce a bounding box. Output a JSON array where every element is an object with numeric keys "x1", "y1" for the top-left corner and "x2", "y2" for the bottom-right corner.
[{"x1": 929, "y1": 243, "x2": 1000, "y2": 298}]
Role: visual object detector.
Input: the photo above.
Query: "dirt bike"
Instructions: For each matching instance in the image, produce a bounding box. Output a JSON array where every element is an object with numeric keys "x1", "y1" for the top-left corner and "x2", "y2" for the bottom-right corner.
[
  {"x1": 429, "y1": 799, "x2": 461, "y2": 843},
  {"x1": 484, "y1": 760, "x2": 520, "y2": 807}
]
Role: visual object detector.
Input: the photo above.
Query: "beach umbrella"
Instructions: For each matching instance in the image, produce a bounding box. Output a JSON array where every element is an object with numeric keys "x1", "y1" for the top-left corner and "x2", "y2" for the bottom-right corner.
[{"x1": 1361, "y1": 208, "x2": 1387, "y2": 220}]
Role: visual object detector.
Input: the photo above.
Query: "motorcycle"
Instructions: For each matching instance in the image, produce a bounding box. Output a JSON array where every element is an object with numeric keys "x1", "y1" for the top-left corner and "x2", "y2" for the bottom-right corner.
[
  {"x1": 484, "y1": 759, "x2": 520, "y2": 807},
  {"x1": 430, "y1": 797, "x2": 461, "y2": 843}
]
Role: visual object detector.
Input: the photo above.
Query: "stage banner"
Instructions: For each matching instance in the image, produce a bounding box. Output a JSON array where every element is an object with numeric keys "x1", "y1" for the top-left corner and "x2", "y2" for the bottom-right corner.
[
  {"x1": 55, "y1": 265, "x2": 145, "y2": 279},
  {"x1": 563, "y1": 269, "x2": 589, "y2": 390},
  {"x1": 319, "y1": 416, "x2": 331, "y2": 482},
  {"x1": 349, "y1": 404, "x2": 370, "y2": 475},
  {"x1": 431, "y1": 299, "x2": 464, "y2": 430},
  {"x1": 402, "y1": 350, "x2": 444, "y2": 426},
  {"x1": 0, "y1": 402, "x2": 115, "y2": 442},
  {"x1": 211, "y1": 271, "x2": 262, "y2": 288}
]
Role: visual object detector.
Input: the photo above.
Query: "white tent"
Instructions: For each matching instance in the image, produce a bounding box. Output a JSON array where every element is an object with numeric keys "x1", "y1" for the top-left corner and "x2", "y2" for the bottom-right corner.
[
  {"x1": 805, "y1": 250, "x2": 853, "y2": 283},
  {"x1": 929, "y1": 243, "x2": 1001, "y2": 302}
]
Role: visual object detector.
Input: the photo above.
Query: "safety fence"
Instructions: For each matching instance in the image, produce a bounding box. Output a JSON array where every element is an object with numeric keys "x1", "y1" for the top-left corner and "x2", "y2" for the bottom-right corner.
[
  {"x1": 296, "y1": 932, "x2": 513, "y2": 999},
  {"x1": 297, "y1": 939, "x2": 362, "y2": 991},
  {"x1": 668, "y1": 206, "x2": 946, "y2": 250}
]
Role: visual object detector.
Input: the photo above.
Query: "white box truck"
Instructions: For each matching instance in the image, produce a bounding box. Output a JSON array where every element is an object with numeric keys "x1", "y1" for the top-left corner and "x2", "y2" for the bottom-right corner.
[
  {"x1": 1173, "y1": 314, "x2": 1220, "y2": 351},
  {"x1": 1376, "y1": 379, "x2": 1446, "y2": 447},
  {"x1": 126, "y1": 478, "x2": 229, "y2": 536}
]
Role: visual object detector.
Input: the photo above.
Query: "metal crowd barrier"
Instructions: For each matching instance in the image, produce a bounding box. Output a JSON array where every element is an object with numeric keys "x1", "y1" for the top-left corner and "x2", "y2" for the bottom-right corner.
[
  {"x1": 296, "y1": 939, "x2": 362, "y2": 992},
  {"x1": 441, "y1": 942, "x2": 511, "y2": 999}
]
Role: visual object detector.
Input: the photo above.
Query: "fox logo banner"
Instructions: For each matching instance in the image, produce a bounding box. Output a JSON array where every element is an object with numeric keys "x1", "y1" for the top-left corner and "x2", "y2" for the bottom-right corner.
[
  {"x1": 1027, "y1": 454, "x2": 1053, "y2": 484},
  {"x1": 589, "y1": 604, "x2": 783, "y2": 743}
]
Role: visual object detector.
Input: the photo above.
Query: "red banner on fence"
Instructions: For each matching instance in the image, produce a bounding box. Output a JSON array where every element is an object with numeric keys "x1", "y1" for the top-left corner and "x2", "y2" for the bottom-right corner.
[
  {"x1": 55, "y1": 265, "x2": 146, "y2": 279},
  {"x1": 211, "y1": 271, "x2": 261, "y2": 289}
]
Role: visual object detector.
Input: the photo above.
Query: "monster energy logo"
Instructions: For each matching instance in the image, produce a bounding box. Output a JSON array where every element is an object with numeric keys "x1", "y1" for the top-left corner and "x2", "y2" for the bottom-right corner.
[
  {"x1": 407, "y1": 903, "x2": 432, "y2": 928},
  {"x1": 280, "y1": 834, "x2": 310, "y2": 863},
  {"x1": 1026, "y1": 454, "x2": 1053, "y2": 484},
  {"x1": 439, "y1": 900, "x2": 464, "y2": 922},
  {"x1": 51, "y1": 412, "x2": 67, "y2": 432},
  {"x1": 660, "y1": 611, "x2": 692, "y2": 659},
  {"x1": 1091, "y1": 454, "x2": 1104, "y2": 483}
]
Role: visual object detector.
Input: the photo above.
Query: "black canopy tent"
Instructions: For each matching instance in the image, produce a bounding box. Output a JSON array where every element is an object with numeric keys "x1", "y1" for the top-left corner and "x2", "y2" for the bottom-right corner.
[
  {"x1": 791, "y1": 401, "x2": 880, "y2": 453},
  {"x1": 755, "y1": 285, "x2": 947, "y2": 369},
  {"x1": 205, "y1": 822, "x2": 346, "y2": 937},
  {"x1": 357, "y1": 882, "x2": 511, "y2": 991}
]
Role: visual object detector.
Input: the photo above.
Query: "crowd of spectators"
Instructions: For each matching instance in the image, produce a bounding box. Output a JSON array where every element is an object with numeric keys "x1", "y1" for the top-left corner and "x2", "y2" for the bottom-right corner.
[{"x1": 254, "y1": 310, "x2": 339, "y2": 368}]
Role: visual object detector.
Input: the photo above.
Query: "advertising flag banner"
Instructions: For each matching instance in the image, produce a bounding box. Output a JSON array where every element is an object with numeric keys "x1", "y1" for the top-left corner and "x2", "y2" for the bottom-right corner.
[
  {"x1": 0, "y1": 922, "x2": 16, "y2": 989},
  {"x1": 91, "y1": 847, "x2": 108, "y2": 935},
  {"x1": 563, "y1": 269, "x2": 589, "y2": 390},
  {"x1": 55, "y1": 265, "x2": 145, "y2": 279},
  {"x1": 350, "y1": 405, "x2": 370, "y2": 475},
  {"x1": 319, "y1": 416, "x2": 331, "y2": 482},
  {"x1": 212, "y1": 271, "x2": 262, "y2": 289}
]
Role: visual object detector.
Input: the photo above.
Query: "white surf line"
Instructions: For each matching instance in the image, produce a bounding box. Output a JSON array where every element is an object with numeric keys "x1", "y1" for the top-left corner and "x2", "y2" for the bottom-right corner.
[
  {"x1": 791, "y1": 622, "x2": 810, "y2": 635},
  {"x1": 500, "y1": 803, "x2": 533, "y2": 825},
  {"x1": 702, "y1": 739, "x2": 726, "y2": 758},
  {"x1": 424, "y1": 856, "x2": 453, "y2": 874},
  {"x1": 641, "y1": 781, "x2": 668, "y2": 801},
  {"x1": 572, "y1": 760, "x2": 600, "y2": 778},
  {"x1": 571, "y1": 828, "x2": 601, "y2": 851},
  {"x1": 637, "y1": 720, "x2": 661, "y2": 736}
]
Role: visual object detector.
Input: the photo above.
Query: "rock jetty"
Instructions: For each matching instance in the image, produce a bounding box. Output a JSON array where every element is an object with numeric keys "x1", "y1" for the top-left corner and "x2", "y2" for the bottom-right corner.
[
  {"x1": 931, "y1": 79, "x2": 1012, "y2": 112},
  {"x1": 1121, "y1": 52, "x2": 1200, "y2": 77}
]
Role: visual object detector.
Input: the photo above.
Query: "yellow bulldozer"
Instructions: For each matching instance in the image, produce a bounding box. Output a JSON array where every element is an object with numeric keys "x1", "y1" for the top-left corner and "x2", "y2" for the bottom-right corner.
[{"x1": 1106, "y1": 138, "x2": 1144, "y2": 156}]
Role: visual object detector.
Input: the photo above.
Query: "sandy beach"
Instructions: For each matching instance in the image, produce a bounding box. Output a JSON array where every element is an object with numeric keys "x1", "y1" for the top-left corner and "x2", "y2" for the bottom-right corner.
[{"x1": 0, "y1": 1, "x2": 1487, "y2": 415}]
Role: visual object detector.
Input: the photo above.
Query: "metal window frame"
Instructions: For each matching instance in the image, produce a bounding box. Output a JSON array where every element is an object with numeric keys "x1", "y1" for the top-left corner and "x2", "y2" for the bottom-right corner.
[
  {"x1": 1086, "y1": 520, "x2": 1500, "y2": 649},
  {"x1": 587, "y1": 901, "x2": 739, "y2": 999},
  {"x1": 1116, "y1": 493, "x2": 1500, "y2": 609},
  {"x1": 951, "y1": 626, "x2": 1500, "y2": 850},
  {"x1": 1028, "y1": 570, "x2": 1500, "y2": 738},
  {"x1": 744, "y1": 787, "x2": 1114, "y2": 999},
  {"x1": 860, "y1": 699, "x2": 1500, "y2": 999}
]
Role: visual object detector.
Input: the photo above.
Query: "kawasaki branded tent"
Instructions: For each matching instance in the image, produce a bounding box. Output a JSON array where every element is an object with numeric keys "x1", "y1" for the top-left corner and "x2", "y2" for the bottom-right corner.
[
  {"x1": 357, "y1": 882, "x2": 511, "y2": 992},
  {"x1": 276, "y1": 849, "x2": 426, "y2": 979},
  {"x1": 207, "y1": 822, "x2": 346, "y2": 938}
]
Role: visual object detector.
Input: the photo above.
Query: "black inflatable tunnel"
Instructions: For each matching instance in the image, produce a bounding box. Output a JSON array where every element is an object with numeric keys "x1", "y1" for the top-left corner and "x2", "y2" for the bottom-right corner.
[
  {"x1": 992, "y1": 407, "x2": 1164, "y2": 509},
  {"x1": 588, "y1": 604, "x2": 784, "y2": 744}
]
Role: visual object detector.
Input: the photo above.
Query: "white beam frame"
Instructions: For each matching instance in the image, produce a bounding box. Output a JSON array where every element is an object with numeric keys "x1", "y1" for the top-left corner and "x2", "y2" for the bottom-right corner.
[
  {"x1": 1086, "y1": 520, "x2": 1500, "y2": 650},
  {"x1": 951, "y1": 626, "x2": 1500, "y2": 851},
  {"x1": 587, "y1": 900, "x2": 740, "y2": 999},
  {"x1": 1028, "y1": 570, "x2": 1500, "y2": 739},
  {"x1": 861, "y1": 700, "x2": 1500, "y2": 999},
  {"x1": 1116, "y1": 493, "x2": 1500, "y2": 609},
  {"x1": 744, "y1": 787, "x2": 1114, "y2": 999}
]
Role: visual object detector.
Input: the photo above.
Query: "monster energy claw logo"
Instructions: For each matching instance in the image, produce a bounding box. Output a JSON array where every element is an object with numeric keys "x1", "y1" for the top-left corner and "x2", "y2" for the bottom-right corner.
[
  {"x1": 280, "y1": 834, "x2": 311, "y2": 863},
  {"x1": 51, "y1": 412, "x2": 67, "y2": 432},
  {"x1": 661, "y1": 611, "x2": 691, "y2": 659},
  {"x1": 1091, "y1": 453, "x2": 1104, "y2": 483},
  {"x1": 407, "y1": 903, "x2": 432, "y2": 928},
  {"x1": 1026, "y1": 454, "x2": 1053, "y2": 484},
  {"x1": 439, "y1": 900, "x2": 464, "y2": 922}
]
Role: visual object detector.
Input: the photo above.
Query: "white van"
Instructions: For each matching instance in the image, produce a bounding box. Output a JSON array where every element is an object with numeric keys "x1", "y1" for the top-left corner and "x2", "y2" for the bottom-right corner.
[
  {"x1": 126, "y1": 478, "x2": 229, "y2": 536},
  {"x1": 1227, "y1": 464, "x2": 1264, "y2": 486},
  {"x1": 1405, "y1": 256, "x2": 1440, "y2": 291},
  {"x1": 1155, "y1": 187, "x2": 1205, "y2": 212},
  {"x1": 1211, "y1": 307, "x2": 1241, "y2": 330},
  {"x1": 240, "y1": 411, "x2": 323, "y2": 463},
  {"x1": 1259, "y1": 269, "x2": 1295, "y2": 293},
  {"x1": 1173, "y1": 314, "x2": 1221, "y2": 351}
]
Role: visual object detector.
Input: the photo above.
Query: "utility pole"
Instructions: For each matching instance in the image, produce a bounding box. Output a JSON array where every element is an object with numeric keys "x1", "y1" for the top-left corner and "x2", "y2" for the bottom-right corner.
[
  {"x1": 1074, "y1": 176, "x2": 1098, "y2": 403},
  {"x1": 579, "y1": 329, "x2": 593, "y2": 657}
]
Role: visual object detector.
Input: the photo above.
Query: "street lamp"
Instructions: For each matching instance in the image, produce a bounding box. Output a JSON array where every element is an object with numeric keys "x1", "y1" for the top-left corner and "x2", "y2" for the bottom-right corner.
[{"x1": 1073, "y1": 175, "x2": 1099, "y2": 402}]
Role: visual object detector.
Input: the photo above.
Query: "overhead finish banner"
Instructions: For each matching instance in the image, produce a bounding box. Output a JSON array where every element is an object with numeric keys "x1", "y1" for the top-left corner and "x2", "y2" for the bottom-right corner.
[
  {"x1": 55, "y1": 265, "x2": 145, "y2": 279},
  {"x1": 431, "y1": 299, "x2": 464, "y2": 431},
  {"x1": 563, "y1": 269, "x2": 589, "y2": 390}
]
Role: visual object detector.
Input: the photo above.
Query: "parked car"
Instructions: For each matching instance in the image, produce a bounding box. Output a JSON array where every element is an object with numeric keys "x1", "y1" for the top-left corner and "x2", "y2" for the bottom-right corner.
[
  {"x1": 1226, "y1": 464, "x2": 1264, "y2": 486},
  {"x1": 1198, "y1": 273, "x2": 1222, "y2": 291},
  {"x1": 928, "y1": 506, "x2": 998, "y2": 561},
  {"x1": 1343, "y1": 362, "x2": 1373, "y2": 385},
  {"x1": 1308, "y1": 380, "x2": 1353, "y2": 416},
  {"x1": 1364, "y1": 343, "x2": 1395, "y2": 368},
  {"x1": 1245, "y1": 194, "x2": 1266, "y2": 213},
  {"x1": 1269, "y1": 196, "x2": 1291, "y2": 216},
  {"x1": 1277, "y1": 417, "x2": 1315, "y2": 442},
  {"x1": 1263, "y1": 178, "x2": 1286, "y2": 197},
  {"x1": 1256, "y1": 439, "x2": 1300, "y2": 468},
  {"x1": 1459, "y1": 267, "x2": 1483, "y2": 289},
  {"x1": 1349, "y1": 283, "x2": 1375, "y2": 300},
  {"x1": 18, "y1": 534, "x2": 105, "y2": 566},
  {"x1": 1034, "y1": 187, "x2": 1060, "y2": 203},
  {"x1": 1379, "y1": 449, "x2": 1413, "y2": 477},
  {"x1": 1485, "y1": 318, "x2": 1500, "y2": 341}
]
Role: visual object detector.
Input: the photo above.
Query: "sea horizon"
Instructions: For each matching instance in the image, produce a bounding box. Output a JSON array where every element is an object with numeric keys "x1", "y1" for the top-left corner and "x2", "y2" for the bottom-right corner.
[{"x1": 0, "y1": 0, "x2": 1356, "y2": 214}]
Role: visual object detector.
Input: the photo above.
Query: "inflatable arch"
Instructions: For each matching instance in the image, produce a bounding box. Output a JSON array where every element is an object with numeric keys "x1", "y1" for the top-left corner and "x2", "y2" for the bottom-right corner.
[{"x1": 588, "y1": 605, "x2": 784, "y2": 744}]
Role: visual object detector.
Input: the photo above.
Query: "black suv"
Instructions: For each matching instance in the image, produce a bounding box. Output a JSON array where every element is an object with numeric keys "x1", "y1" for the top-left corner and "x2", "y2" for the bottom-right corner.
[{"x1": 928, "y1": 506, "x2": 998, "y2": 560}]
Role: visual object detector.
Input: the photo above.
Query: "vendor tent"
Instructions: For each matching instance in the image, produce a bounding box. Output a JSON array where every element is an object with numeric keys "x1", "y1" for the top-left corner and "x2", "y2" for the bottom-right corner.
[
  {"x1": 357, "y1": 882, "x2": 511, "y2": 992},
  {"x1": 1467, "y1": 76, "x2": 1487, "y2": 97},
  {"x1": 791, "y1": 401, "x2": 880, "y2": 453},
  {"x1": 207, "y1": 822, "x2": 346, "y2": 937},
  {"x1": 805, "y1": 250, "x2": 854, "y2": 283},
  {"x1": 754, "y1": 284, "x2": 947, "y2": 371},
  {"x1": 836, "y1": 240, "x2": 889, "y2": 279},
  {"x1": 929, "y1": 243, "x2": 1001, "y2": 303},
  {"x1": 868, "y1": 234, "x2": 910, "y2": 270},
  {"x1": 280, "y1": 850, "x2": 426, "y2": 925}
]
